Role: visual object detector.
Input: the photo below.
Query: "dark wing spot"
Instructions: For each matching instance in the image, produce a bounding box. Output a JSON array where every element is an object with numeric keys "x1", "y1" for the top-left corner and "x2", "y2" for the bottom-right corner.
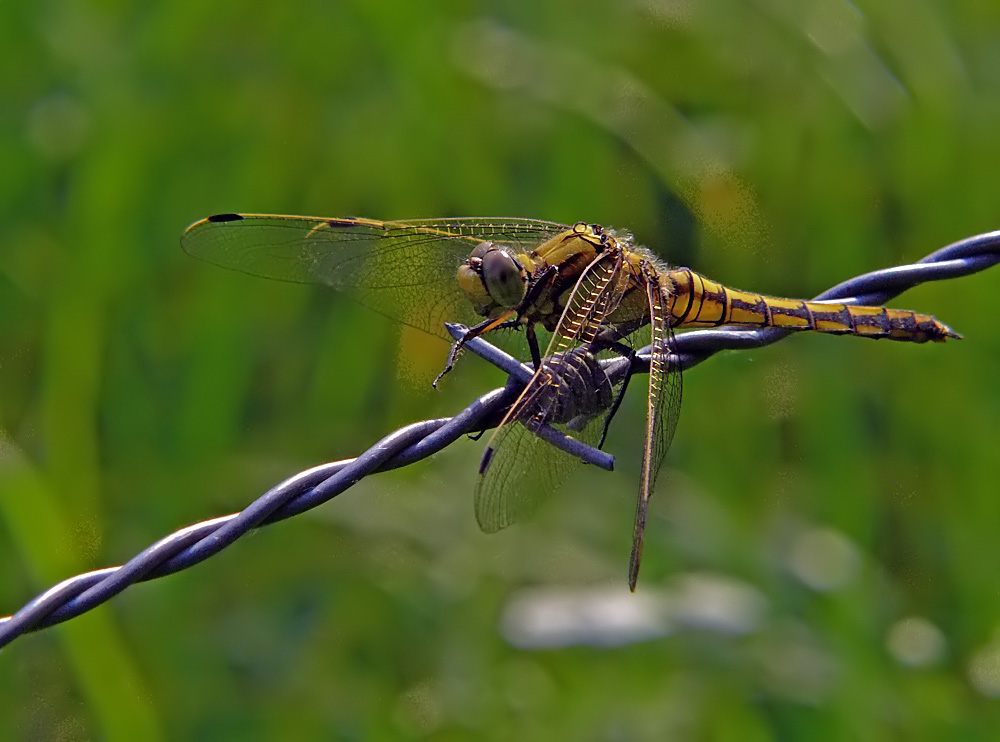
[
  {"x1": 207, "y1": 213, "x2": 243, "y2": 223},
  {"x1": 325, "y1": 218, "x2": 357, "y2": 228},
  {"x1": 479, "y1": 446, "x2": 495, "y2": 475}
]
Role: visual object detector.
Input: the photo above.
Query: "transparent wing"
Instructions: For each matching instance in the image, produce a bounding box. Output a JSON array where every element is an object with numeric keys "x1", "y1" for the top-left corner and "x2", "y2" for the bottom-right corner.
[
  {"x1": 627, "y1": 266, "x2": 683, "y2": 591},
  {"x1": 181, "y1": 214, "x2": 570, "y2": 340},
  {"x1": 474, "y1": 348, "x2": 618, "y2": 533},
  {"x1": 475, "y1": 250, "x2": 629, "y2": 532}
]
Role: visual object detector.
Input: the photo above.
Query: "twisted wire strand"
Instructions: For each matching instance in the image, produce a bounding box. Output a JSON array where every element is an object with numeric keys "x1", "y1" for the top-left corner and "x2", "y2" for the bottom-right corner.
[{"x1": 2, "y1": 229, "x2": 997, "y2": 648}]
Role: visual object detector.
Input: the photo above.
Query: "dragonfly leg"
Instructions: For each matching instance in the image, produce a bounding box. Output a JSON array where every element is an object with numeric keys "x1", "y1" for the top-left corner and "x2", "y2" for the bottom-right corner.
[
  {"x1": 434, "y1": 337, "x2": 467, "y2": 388},
  {"x1": 516, "y1": 264, "x2": 559, "y2": 370},
  {"x1": 576, "y1": 325, "x2": 641, "y2": 449},
  {"x1": 525, "y1": 323, "x2": 542, "y2": 370},
  {"x1": 433, "y1": 312, "x2": 518, "y2": 387},
  {"x1": 521, "y1": 264, "x2": 559, "y2": 311},
  {"x1": 598, "y1": 345, "x2": 638, "y2": 449}
]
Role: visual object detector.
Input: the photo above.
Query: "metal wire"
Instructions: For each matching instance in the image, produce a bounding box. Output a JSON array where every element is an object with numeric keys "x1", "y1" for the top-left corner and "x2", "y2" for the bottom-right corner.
[{"x1": 2, "y1": 229, "x2": 998, "y2": 648}]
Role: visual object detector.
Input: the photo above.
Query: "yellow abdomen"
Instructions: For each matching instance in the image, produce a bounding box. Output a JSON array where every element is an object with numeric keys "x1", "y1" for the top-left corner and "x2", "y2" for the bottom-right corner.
[{"x1": 667, "y1": 269, "x2": 960, "y2": 343}]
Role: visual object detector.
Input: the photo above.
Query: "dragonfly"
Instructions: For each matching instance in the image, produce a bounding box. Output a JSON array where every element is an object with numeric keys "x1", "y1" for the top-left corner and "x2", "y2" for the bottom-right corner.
[{"x1": 182, "y1": 214, "x2": 960, "y2": 589}]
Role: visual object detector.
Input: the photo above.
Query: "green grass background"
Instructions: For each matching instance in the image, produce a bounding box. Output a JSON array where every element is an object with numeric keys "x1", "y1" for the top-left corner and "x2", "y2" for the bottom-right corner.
[{"x1": 2, "y1": 0, "x2": 999, "y2": 739}]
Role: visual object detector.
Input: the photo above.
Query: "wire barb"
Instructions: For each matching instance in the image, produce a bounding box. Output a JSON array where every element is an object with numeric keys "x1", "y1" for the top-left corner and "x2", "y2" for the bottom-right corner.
[{"x1": 2, "y1": 230, "x2": 998, "y2": 648}]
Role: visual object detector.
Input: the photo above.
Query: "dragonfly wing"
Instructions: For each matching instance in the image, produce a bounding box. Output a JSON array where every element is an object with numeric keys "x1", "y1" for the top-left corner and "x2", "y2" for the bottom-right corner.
[
  {"x1": 628, "y1": 267, "x2": 683, "y2": 591},
  {"x1": 475, "y1": 401, "x2": 594, "y2": 532},
  {"x1": 181, "y1": 215, "x2": 570, "y2": 340},
  {"x1": 475, "y1": 251, "x2": 627, "y2": 532},
  {"x1": 474, "y1": 348, "x2": 618, "y2": 532}
]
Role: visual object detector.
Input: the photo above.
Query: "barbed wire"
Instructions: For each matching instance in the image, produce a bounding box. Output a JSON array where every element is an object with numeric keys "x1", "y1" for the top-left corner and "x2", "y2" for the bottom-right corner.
[{"x1": 2, "y1": 229, "x2": 998, "y2": 648}]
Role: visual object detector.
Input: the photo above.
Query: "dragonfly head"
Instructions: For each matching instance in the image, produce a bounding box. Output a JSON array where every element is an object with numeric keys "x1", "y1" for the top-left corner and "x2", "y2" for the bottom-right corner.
[{"x1": 457, "y1": 242, "x2": 529, "y2": 316}]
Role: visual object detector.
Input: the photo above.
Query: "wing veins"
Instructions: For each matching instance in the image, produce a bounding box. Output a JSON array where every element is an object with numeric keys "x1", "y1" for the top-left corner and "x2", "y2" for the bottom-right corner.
[
  {"x1": 474, "y1": 249, "x2": 629, "y2": 533},
  {"x1": 627, "y1": 266, "x2": 683, "y2": 591}
]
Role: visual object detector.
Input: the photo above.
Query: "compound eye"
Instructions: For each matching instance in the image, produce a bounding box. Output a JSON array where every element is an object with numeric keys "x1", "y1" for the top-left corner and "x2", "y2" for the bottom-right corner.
[
  {"x1": 470, "y1": 241, "x2": 494, "y2": 260},
  {"x1": 481, "y1": 249, "x2": 525, "y2": 308}
]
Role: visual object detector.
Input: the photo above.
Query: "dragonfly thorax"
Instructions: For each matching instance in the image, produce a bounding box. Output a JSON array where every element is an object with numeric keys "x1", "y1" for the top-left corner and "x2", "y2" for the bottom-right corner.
[{"x1": 456, "y1": 241, "x2": 531, "y2": 317}]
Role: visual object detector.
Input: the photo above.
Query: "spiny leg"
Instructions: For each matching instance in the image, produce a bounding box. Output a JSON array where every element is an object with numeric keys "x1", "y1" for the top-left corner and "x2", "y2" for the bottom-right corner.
[
  {"x1": 433, "y1": 312, "x2": 517, "y2": 388},
  {"x1": 588, "y1": 325, "x2": 641, "y2": 449},
  {"x1": 525, "y1": 323, "x2": 542, "y2": 370},
  {"x1": 598, "y1": 345, "x2": 638, "y2": 450}
]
